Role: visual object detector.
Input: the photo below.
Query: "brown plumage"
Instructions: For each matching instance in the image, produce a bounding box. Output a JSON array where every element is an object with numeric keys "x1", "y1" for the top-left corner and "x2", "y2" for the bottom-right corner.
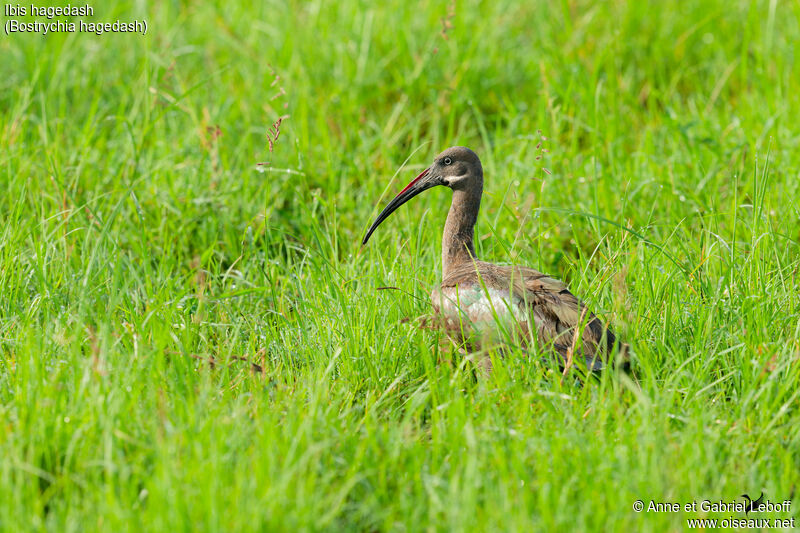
[{"x1": 363, "y1": 146, "x2": 628, "y2": 372}]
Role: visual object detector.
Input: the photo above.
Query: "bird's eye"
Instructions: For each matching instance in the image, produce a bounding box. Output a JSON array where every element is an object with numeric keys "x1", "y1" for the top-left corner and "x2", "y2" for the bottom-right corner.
[{"x1": 443, "y1": 157, "x2": 452, "y2": 165}]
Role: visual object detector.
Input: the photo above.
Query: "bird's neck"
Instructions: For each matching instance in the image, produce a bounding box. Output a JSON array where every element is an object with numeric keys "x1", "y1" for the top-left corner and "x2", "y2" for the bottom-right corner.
[{"x1": 442, "y1": 188, "x2": 481, "y2": 278}]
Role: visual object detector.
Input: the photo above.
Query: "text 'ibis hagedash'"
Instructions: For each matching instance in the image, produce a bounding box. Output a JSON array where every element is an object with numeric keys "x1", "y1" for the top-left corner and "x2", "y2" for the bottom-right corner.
[{"x1": 363, "y1": 147, "x2": 628, "y2": 372}]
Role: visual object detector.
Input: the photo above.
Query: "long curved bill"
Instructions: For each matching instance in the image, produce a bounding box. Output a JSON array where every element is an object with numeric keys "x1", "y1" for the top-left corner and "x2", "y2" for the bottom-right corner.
[{"x1": 362, "y1": 167, "x2": 436, "y2": 245}]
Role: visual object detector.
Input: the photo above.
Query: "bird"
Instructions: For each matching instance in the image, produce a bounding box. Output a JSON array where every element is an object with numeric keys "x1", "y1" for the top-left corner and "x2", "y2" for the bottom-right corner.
[
  {"x1": 362, "y1": 146, "x2": 628, "y2": 373},
  {"x1": 741, "y1": 491, "x2": 764, "y2": 515}
]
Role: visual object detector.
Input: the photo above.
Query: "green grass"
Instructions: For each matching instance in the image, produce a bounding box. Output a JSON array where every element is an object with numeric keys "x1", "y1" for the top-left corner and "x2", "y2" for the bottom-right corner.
[{"x1": 2, "y1": 0, "x2": 800, "y2": 530}]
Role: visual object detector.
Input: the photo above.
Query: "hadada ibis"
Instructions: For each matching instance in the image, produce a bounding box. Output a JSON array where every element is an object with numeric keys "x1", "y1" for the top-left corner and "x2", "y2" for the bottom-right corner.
[{"x1": 363, "y1": 146, "x2": 628, "y2": 372}]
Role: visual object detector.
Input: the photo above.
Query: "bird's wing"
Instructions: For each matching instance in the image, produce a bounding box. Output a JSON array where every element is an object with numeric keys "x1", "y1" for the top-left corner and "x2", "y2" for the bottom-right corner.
[{"x1": 509, "y1": 266, "x2": 618, "y2": 370}]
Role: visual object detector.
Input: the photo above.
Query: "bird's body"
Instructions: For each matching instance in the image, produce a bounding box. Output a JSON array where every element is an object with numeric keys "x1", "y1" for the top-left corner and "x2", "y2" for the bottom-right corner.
[
  {"x1": 431, "y1": 261, "x2": 619, "y2": 371},
  {"x1": 363, "y1": 146, "x2": 626, "y2": 372}
]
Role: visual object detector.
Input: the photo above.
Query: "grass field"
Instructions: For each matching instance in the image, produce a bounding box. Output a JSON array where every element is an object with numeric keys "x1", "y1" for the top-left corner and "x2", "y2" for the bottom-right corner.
[{"x1": 2, "y1": 0, "x2": 800, "y2": 530}]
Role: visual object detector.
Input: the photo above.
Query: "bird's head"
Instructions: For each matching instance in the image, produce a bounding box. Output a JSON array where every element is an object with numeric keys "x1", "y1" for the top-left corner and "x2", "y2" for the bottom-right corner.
[{"x1": 362, "y1": 146, "x2": 483, "y2": 245}]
